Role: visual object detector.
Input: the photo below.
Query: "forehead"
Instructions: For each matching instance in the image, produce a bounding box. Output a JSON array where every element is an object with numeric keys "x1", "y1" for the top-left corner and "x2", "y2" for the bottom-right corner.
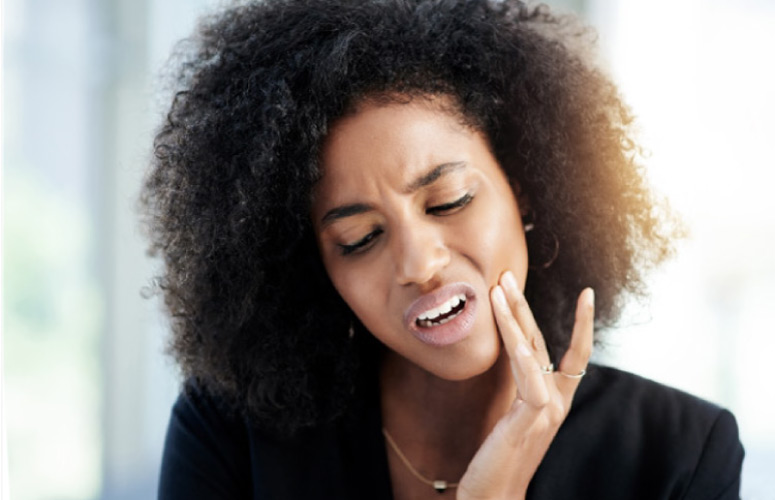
[{"x1": 313, "y1": 98, "x2": 485, "y2": 202}]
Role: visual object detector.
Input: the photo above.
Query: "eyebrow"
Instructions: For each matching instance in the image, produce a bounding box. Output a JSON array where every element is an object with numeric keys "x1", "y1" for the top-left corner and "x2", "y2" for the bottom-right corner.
[{"x1": 319, "y1": 161, "x2": 467, "y2": 227}]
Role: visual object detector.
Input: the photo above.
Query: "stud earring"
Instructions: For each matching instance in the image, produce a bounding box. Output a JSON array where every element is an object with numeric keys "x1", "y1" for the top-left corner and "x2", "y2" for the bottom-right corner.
[{"x1": 522, "y1": 210, "x2": 536, "y2": 233}]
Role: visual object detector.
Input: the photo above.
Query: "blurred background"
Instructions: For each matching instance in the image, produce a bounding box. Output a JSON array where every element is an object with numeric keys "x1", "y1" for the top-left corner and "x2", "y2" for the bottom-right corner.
[{"x1": 2, "y1": 0, "x2": 774, "y2": 498}]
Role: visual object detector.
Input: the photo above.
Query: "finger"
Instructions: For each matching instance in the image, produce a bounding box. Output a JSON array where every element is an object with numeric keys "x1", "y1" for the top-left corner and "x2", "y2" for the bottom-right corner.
[
  {"x1": 556, "y1": 287, "x2": 595, "y2": 395},
  {"x1": 492, "y1": 285, "x2": 549, "y2": 406},
  {"x1": 491, "y1": 285, "x2": 523, "y2": 363},
  {"x1": 500, "y1": 271, "x2": 550, "y2": 364},
  {"x1": 513, "y1": 341, "x2": 551, "y2": 407}
]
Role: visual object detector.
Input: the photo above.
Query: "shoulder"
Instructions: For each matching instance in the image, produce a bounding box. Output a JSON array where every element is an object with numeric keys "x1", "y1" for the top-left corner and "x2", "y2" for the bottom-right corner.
[
  {"x1": 159, "y1": 378, "x2": 392, "y2": 500},
  {"x1": 529, "y1": 365, "x2": 744, "y2": 500},
  {"x1": 575, "y1": 364, "x2": 728, "y2": 435},
  {"x1": 159, "y1": 380, "x2": 253, "y2": 499}
]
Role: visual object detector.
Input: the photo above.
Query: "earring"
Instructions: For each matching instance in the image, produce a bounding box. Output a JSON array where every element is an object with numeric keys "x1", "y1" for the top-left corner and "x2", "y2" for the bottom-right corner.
[
  {"x1": 522, "y1": 210, "x2": 535, "y2": 233},
  {"x1": 524, "y1": 213, "x2": 559, "y2": 270},
  {"x1": 348, "y1": 322, "x2": 355, "y2": 339},
  {"x1": 528, "y1": 231, "x2": 559, "y2": 270},
  {"x1": 538, "y1": 232, "x2": 559, "y2": 269}
]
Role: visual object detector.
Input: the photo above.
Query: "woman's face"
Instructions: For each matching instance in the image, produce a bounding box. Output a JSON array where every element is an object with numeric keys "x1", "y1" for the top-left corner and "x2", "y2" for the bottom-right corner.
[{"x1": 312, "y1": 97, "x2": 528, "y2": 381}]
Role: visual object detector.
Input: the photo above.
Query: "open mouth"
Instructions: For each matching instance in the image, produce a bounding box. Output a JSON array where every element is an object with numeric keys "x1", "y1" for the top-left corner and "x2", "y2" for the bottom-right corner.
[
  {"x1": 404, "y1": 282, "x2": 476, "y2": 347},
  {"x1": 416, "y1": 294, "x2": 467, "y2": 328}
]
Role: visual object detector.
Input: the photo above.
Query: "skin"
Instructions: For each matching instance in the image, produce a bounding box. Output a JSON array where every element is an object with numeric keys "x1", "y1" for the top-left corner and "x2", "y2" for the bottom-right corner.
[{"x1": 312, "y1": 96, "x2": 594, "y2": 500}]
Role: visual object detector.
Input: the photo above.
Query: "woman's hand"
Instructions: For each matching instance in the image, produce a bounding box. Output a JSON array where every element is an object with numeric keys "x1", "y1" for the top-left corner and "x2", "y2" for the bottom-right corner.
[{"x1": 456, "y1": 271, "x2": 595, "y2": 500}]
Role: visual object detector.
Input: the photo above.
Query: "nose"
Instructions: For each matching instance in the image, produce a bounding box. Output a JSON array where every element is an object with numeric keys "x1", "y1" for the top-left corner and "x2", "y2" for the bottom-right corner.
[{"x1": 393, "y1": 222, "x2": 451, "y2": 286}]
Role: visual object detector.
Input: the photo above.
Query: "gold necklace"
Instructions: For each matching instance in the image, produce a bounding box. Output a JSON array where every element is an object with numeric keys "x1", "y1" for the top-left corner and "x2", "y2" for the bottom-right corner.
[{"x1": 382, "y1": 427, "x2": 460, "y2": 494}]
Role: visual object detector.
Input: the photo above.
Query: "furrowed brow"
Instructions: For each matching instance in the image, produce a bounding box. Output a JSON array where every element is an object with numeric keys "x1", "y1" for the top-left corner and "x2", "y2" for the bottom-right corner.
[
  {"x1": 403, "y1": 161, "x2": 467, "y2": 193},
  {"x1": 320, "y1": 203, "x2": 373, "y2": 227}
]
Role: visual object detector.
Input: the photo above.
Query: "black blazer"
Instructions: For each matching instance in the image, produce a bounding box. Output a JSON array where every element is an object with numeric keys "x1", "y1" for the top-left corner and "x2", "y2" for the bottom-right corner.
[{"x1": 158, "y1": 365, "x2": 744, "y2": 499}]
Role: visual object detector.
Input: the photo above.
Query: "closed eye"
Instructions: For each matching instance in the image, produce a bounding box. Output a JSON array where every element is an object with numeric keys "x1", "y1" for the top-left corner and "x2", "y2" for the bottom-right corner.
[
  {"x1": 338, "y1": 228, "x2": 384, "y2": 256},
  {"x1": 426, "y1": 193, "x2": 474, "y2": 215}
]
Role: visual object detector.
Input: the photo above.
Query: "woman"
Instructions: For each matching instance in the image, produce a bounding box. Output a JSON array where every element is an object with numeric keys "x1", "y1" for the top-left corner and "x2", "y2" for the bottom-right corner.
[{"x1": 144, "y1": 0, "x2": 744, "y2": 498}]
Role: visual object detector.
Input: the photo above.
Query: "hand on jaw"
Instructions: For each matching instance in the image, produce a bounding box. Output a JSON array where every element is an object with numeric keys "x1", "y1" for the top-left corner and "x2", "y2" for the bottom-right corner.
[{"x1": 456, "y1": 271, "x2": 594, "y2": 500}]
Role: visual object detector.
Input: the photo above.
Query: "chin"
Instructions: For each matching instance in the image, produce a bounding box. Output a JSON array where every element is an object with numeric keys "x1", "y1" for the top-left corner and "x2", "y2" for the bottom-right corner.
[{"x1": 428, "y1": 331, "x2": 503, "y2": 382}]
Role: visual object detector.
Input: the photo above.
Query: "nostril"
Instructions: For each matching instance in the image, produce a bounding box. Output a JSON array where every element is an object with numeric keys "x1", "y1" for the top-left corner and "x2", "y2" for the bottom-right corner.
[
  {"x1": 392, "y1": 223, "x2": 451, "y2": 285},
  {"x1": 395, "y1": 246, "x2": 450, "y2": 286}
]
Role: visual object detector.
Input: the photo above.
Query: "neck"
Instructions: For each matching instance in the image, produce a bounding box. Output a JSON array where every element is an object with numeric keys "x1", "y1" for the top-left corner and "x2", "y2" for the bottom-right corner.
[{"x1": 379, "y1": 347, "x2": 516, "y2": 489}]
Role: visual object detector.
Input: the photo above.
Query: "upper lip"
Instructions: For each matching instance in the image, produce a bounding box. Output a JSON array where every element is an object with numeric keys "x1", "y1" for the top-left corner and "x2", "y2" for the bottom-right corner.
[{"x1": 403, "y1": 282, "x2": 476, "y2": 329}]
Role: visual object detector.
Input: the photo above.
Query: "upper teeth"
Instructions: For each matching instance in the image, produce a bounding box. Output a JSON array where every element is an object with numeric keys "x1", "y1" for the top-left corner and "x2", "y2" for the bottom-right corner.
[{"x1": 418, "y1": 294, "x2": 466, "y2": 321}]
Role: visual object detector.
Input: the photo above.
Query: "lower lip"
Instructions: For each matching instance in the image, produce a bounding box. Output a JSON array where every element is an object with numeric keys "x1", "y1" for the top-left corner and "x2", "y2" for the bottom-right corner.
[{"x1": 408, "y1": 297, "x2": 477, "y2": 347}]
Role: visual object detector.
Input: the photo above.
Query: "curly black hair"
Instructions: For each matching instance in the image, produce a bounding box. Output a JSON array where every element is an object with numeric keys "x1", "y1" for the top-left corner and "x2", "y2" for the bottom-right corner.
[{"x1": 142, "y1": 0, "x2": 678, "y2": 437}]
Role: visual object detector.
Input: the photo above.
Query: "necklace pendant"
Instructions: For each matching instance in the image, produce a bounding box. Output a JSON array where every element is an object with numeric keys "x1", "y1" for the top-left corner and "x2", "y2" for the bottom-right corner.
[{"x1": 433, "y1": 480, "x2": 448, "y2": 493}]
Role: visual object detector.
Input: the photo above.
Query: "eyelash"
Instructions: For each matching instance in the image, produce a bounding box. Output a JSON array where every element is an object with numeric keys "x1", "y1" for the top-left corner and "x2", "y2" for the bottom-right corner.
[
  {"x1": 339, "y1": 228, "x2": 384, "y2": 255},
  {"x1": 337, "y1": 193, "x2": 474, "y2": 256},
  {"x1": 426, "y1": 192, "x2": 473, "y2": 215}
]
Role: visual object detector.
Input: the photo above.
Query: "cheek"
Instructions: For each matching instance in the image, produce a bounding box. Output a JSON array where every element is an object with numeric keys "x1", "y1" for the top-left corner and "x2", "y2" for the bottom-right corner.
[
  {"x1": 497, "y1": 210, "x2": 528, "y2": 273},
  {"x1": 455, "y1": 198, "x2": 528, "y2": 286},
  {"x1": 326, "y1": 259, "x2": 387, "y2": 321}
]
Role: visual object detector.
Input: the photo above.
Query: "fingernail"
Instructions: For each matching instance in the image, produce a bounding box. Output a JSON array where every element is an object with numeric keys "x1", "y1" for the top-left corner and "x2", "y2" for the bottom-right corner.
[
  {"x1": 517, "y1": 342, "x2": 531, "y2": 357},
  {"x1": 492, "y1": 286, "x2": 507, "y2": 307},
  {"x1": 502, "y1": 271, "x2": 518, "y2": 294},
  {"x1": 586, "y1": 288, "x2": 595, "y2": 308}
]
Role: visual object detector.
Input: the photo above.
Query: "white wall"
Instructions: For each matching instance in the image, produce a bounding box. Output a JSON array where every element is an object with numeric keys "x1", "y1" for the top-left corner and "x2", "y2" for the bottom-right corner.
[{"x1": 586, "y1": 0, "x2": 775, "y2": 497}]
